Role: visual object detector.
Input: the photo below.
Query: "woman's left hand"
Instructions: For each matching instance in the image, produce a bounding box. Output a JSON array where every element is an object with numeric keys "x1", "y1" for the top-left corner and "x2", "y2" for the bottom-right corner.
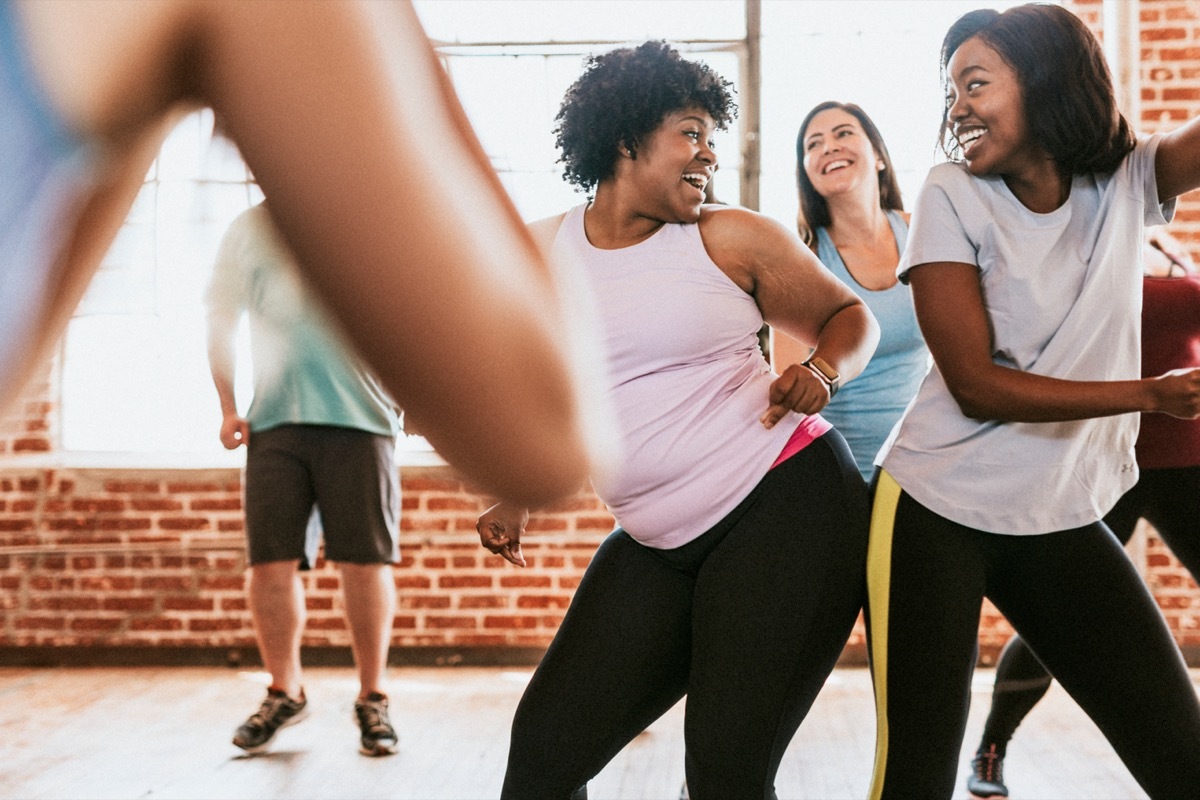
[
  {"x1": 476, "y1": 502, "x2": 530, "y2": 567},
  {"x1": 761, "y1": 363, "x2": 830, "y2": 428}
]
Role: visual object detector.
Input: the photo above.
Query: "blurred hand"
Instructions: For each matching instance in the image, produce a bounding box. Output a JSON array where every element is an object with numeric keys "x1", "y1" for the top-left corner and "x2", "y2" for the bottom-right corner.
[
  {"x1": 219, "y1": 414, "x2": 251, "y2": 449},
  {"x1": 476, "y1": 501, "x2": 529, "y2": 567}
]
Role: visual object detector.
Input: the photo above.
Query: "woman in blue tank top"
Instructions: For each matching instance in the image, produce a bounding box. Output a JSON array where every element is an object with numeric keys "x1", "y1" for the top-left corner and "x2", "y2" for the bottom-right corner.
[{"x1": 776, "y1": 102, "x2": 930, "y2": 482}]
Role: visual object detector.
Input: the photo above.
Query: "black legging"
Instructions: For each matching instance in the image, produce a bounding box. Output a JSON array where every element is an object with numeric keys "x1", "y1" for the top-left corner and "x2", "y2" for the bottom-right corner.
[
  {"x1": 866, "y1": 471, "x2": 1200, "y2": 800},
  {"x1": 977, "y1": 465, "x2": 1200, "y2": 755},
  {"x1": 501, "y1": 432, "x2": 869, "y2": 800}
]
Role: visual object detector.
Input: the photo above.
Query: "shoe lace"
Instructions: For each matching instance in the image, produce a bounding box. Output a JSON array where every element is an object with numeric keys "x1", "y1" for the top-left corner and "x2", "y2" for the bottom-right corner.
[
  {"x1": 249, "y1": 693, "x2": 290, "y2": 727},
  {"x1": 356, "y1": 698, "x2": 393, "y2": 734},
  {"x1": 974, "y1": 745, "x2": 1004, "y2": 783}
]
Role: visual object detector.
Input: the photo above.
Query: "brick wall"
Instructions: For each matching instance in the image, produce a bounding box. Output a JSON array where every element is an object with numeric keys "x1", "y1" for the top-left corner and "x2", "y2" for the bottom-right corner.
[
  {"x1": 0, "y1": 0, "x2": 1198, "y2": 668},
  {"x1": 0, "y1": 465, "x2": 626, "y2": 664},
  {"x1": 0, "y1": 359, "x2": 57, "y2": 456}
]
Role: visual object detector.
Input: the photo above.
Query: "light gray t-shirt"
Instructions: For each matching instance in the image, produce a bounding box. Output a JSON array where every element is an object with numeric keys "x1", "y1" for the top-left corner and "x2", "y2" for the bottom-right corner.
[{"x1": 878, "y1": 136, "x2": 1174, "y2": 534}]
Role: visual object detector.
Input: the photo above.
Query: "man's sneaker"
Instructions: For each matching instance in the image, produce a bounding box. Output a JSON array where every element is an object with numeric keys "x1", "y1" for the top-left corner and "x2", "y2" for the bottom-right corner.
[
  {"x1": 967, "y1": 743, "x2": 1009, "y2": 799},
  {"x1": 232, "y1": 687, "x2": 309, "y2": 754},
  {"x1": 354, "y1": 692, "x2": 399, "y2": 756}
]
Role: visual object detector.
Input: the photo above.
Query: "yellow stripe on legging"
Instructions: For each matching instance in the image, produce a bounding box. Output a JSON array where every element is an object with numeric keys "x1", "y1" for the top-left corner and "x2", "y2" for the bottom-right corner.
[{"x1": 866, "y1": 469, "x2": 902, "y2": 800}]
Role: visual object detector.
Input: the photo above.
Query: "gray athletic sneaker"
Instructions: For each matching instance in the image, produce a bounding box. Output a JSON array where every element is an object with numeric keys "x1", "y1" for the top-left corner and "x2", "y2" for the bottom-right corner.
[
  {"x1": 354, "y1": 692, "x2": 399, "y2": 756},
  {"x1": 232, "y1": 687, "x2": 309, "y2": 753}
]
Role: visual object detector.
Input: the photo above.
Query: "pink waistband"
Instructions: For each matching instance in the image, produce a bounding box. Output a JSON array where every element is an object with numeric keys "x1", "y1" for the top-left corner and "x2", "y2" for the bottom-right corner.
[{"x1": 769, "y1": 414, "x2": 832, "y2": 470}]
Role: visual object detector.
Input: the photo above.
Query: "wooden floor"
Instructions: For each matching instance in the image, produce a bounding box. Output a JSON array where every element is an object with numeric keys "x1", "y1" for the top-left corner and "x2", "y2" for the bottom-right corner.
[{"x1": 1, "y1": 664, "x2": 1191, "y2": 799}]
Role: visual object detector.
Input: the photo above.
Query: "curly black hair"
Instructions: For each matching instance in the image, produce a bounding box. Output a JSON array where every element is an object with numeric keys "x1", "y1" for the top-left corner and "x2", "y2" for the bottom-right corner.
[{"x1": 554, "y1": 41, "x2": 737, "y2": 192}]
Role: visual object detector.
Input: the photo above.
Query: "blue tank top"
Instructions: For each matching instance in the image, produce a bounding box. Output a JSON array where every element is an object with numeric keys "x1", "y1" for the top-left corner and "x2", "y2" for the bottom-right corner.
[
  {"x1": 815, "y1": 210, "x2": 929, "y2": 480},
  {"x1": 0, "y1": 0, "x2": 100, "y2": 389}
]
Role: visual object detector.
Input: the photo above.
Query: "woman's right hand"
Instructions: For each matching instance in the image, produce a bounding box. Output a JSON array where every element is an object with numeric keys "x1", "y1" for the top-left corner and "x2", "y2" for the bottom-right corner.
[{"x1": 1149, "y1": 368, "x2": 1200, "y2": 418}]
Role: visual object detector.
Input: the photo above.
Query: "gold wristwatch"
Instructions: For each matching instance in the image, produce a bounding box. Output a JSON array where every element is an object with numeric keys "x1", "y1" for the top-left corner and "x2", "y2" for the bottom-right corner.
[{"x1": 802, "y1": 356, "x2": 840, "y2": 398}]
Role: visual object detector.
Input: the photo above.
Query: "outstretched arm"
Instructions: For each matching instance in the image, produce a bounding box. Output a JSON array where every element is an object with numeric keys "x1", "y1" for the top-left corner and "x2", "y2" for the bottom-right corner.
[
  {"x1": 909, "y1": 261, "x2": 1200, "y2": 421},
  {"x1": 19, "y1": 0, "x2": 596, "y2": 507},
  {"x1": 1156, "y1": 116, "x2": 1200, "y2": 203}
]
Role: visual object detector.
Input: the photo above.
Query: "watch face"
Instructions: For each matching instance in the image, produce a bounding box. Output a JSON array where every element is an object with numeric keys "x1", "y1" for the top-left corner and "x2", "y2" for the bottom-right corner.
[{"x1": 807, "y1": 357, "x2": 838, "y2": 382}]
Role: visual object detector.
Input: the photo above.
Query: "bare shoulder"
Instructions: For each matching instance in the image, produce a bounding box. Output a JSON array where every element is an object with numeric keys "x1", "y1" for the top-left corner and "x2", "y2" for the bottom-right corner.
[
  {"x1": 527, "y1": 212, "x2": 568, "y2": 253},
  {"x1": 699, "y1": 205, "x2": 806, "y2": 264},
  {"x1": 699, "y1": 204, "x2": 794, "y2": 249}
]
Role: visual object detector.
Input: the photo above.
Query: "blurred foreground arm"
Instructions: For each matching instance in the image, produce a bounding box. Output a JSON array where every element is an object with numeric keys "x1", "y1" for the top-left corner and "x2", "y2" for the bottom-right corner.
[{"x1": 19, "y1": 0, "x2": 596, "y2": 506}]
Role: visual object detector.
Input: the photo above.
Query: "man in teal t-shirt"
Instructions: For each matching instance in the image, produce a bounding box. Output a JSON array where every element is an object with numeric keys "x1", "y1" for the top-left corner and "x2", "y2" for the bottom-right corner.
[{"x1": 206, "y1": 202, "x2": 401, "y2": 758}]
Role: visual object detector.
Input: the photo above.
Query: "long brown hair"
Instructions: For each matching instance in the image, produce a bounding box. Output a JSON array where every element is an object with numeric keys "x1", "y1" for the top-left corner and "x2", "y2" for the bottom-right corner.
[{"x1": 796, "y1": 101, "x2": 903, "y2": 246}]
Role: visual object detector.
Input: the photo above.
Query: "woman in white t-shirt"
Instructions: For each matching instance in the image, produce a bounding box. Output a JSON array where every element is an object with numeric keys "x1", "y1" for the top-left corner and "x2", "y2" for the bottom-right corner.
[{"x1": 865, "y1": 5, "x2": 1200, "y2": 799}]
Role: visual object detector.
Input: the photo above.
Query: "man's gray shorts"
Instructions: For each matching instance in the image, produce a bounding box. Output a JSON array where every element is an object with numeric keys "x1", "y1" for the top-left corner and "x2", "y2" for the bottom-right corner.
[{"x1": 244, "y1": 424, "x2": 399, "y2": 568}]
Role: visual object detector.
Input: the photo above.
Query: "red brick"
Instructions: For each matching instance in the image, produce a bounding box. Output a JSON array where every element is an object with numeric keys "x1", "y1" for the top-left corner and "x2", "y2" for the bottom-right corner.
[
  {"x1": 188, "y1": 618, "x2": 243, "y2": 631},
  {"x1": 400, "y1": 596, "x2": 452, "y2": 609},
  {"x1": 482, "y1": 616, "x2": 539, "y2": 630},
  {"x1": 15, "y1": 616, "x2": 66, "y2": 630},
  {"x1": 451, "y1": 634, "x2": 509, "y2": 646},
  {"x1": 159, "y1": 517, "x2": 209, "y2": 531},
  {"x1": 163, "y1": 597, "x2": 215, "y2": 612},
  {"x1": 165, "y1": 481, "x2": 224, "y2": 493},
  {"x1": 458, "y1": 595, "x2": 508, "y2": 609},
  {"x1": 71, "y1": 499, "x2": 125, "y2": 513},
  {"x1": 516, "y1": 595, "x2": 571, "y2": 609},
  {"x1": 425, "y1": 616, "x2": 478, "y2": 629},
  {"x1": 191, "y1": 498, "x2": 242, "y2": 511},
  {"x1": 1143, "y1": 26, "x2": 1189, "y2": 41},
  {"x1": 70, "y1": 618, "x2": 123, "y2": 632},
  {"x1": 32, "y1": 596, "x2": 100, "y2": 611},
  {"x1": 97, "y1": 518, "x2": 152, "y2": 530},
  {"x1": 131, "y1": 498, "x2": 184, "y2": 512},
  {"x1": 140, "y1": 577, "x2": 194, "y2": 591},
  {"x1": 130, "y1": 618, "x2": 183, "y2": 631},
  {"x1": 403, "y1": 477, "x2": 464, "y2": 492},
  {"x1": 1160, "y1": 46, "x2": 1200, "y2": 61},
  {"x1": 438, "y1": 575, "x2": 492, "y2": 589},
  {"x1": 200, "y1": 576, "x2": 244, "y2": 591},
  {"x1": 500, "y1": 575, "x2": 552, "y2": 589},
  {"x1": 427, "y1": 497, "x2": 481, "y2": 511},
  {"x1": 395, "y1": 575, "x2": 432, "y2": 589},
  {"x1": 103, "y1": 597, "x2": 156, "y2": 612},
  {"x1": 103, "y1": 481, "x2": 160, "y2": 494}
]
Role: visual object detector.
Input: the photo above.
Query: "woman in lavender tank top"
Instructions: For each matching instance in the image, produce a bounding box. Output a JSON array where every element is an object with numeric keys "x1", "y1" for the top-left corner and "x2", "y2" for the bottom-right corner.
[{"x1": 476, "y1": 42, "x2": 880, "y2": 800}]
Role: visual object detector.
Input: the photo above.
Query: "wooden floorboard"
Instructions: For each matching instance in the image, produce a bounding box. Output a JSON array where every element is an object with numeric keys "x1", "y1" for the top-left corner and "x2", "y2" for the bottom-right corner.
[{"x1": 0, "y1": 664, "x2": 1190, "y2": 799}]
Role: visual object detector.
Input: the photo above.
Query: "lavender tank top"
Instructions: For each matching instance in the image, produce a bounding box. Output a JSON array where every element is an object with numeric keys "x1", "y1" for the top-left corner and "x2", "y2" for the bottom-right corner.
[{"x1": 552, "y1": 204, "x2": 828, "y2": 548}]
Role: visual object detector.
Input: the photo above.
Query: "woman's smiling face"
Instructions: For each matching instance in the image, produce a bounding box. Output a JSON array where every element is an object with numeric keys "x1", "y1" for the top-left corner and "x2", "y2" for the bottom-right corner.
[
  {"x1": 622, "y1": 108, "x2": 717, "y2": 224},
  {"x1": 801, "y1": 107, "x2": 882, "y2": 201},
  {"x1": 946, "y1": 35, "x2": 1045, "y2": 180}
]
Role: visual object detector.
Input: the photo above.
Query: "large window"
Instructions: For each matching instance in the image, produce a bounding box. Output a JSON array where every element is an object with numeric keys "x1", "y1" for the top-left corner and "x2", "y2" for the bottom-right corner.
[{"x1": 58, "y1": 0, "x2": 1026, "y2": 457}]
